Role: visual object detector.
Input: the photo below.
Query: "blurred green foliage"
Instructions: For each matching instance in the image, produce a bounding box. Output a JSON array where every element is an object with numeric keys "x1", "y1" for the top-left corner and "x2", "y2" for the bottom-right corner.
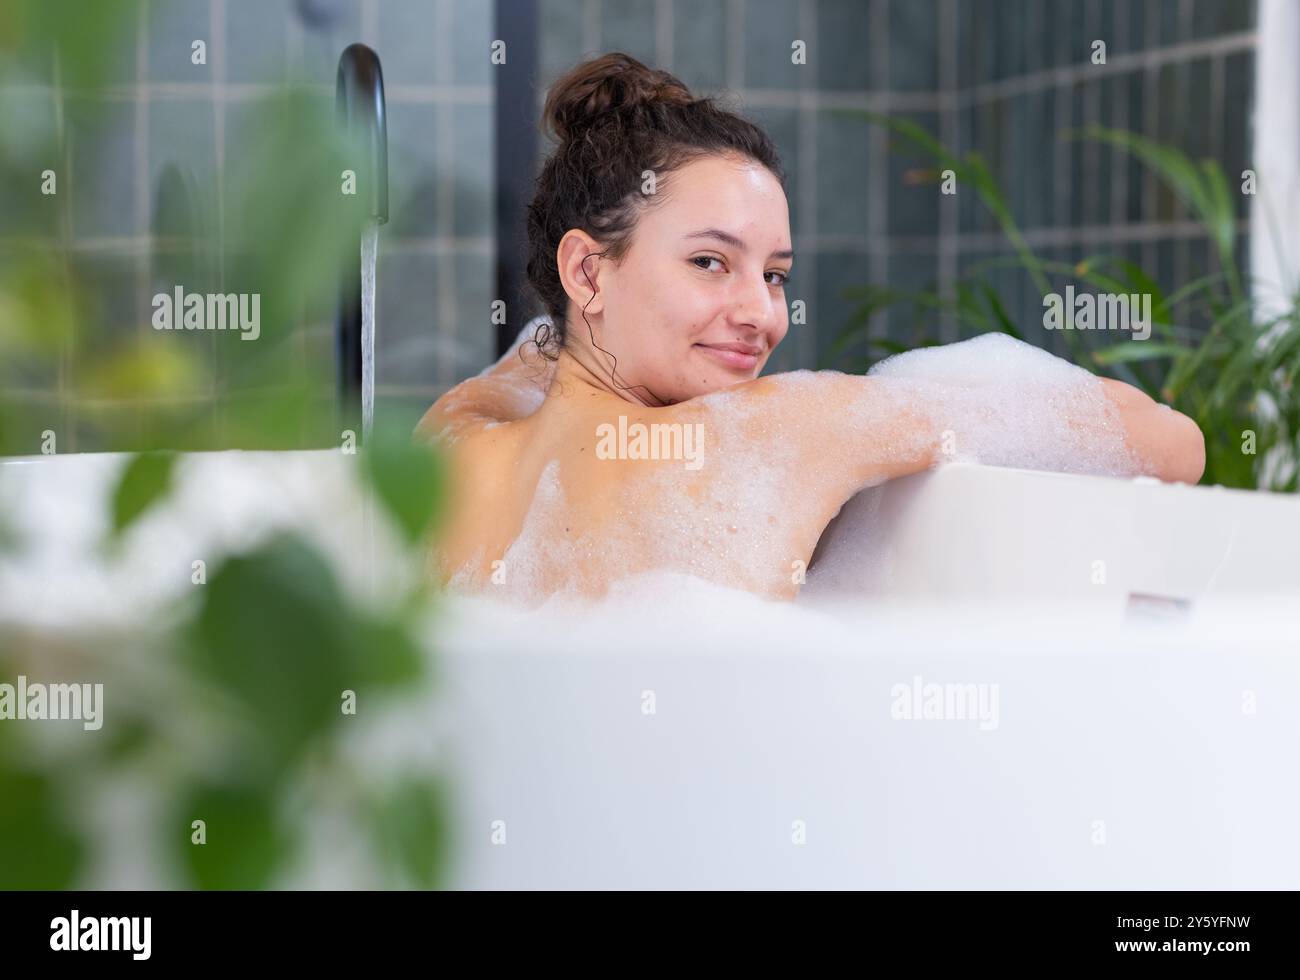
[
  {"x1": 0, "y1": 758, "x2": 86, "y2": 889},
  {"x1": 0, "y1": 3, "x2": 454, "y2": 889},
  {"x1": 0, "y1": 428, "x2": 449, "y2": 888},
  {"x1": 830, "y1": 112, "x2": 1300, "y2": 491},
  {"x1": 0, "y1": 0, "x2": 361, "y2": 455},
  {"x1": 177, "y1": 778, "x2": 294, "y2": 891},
  {"x1": 363, "y1": 422, "x2": 450, "y2": 544},
  {"x1": 109, "y1": 450, "x2": 176, "y2": 537},
  {"x1": 368, "y1": 775, "x2": 450, "y2": 890},
  {"x1": 189, "y1": 532, "x2": 422, "y2": 777}
]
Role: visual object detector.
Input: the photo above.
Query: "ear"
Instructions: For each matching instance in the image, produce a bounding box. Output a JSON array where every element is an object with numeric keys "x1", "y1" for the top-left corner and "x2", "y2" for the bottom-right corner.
[{"x1": 556, "y1": 229, "x2": 609, "y2": 318}]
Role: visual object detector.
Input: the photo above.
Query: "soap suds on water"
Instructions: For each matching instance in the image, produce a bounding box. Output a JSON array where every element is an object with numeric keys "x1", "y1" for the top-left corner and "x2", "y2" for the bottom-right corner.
[{"x1": 443, "y1": 332, "x2": 1146, "y2": 607}]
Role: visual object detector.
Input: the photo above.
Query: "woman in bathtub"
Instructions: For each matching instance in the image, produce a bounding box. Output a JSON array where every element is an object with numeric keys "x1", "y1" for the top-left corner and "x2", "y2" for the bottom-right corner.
[{"x1": 417, "y1": 53, "x2": 1204, "y2": 604}]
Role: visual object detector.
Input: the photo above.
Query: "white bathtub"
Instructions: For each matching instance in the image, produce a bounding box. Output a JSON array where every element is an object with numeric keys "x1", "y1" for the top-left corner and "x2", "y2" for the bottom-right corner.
[
  {"x1": 1, "y1": 451, "x2": 1297, "y2": 888},
  {"x1": 804, "y1": 462, "x2": 1300, "y2": 609}
]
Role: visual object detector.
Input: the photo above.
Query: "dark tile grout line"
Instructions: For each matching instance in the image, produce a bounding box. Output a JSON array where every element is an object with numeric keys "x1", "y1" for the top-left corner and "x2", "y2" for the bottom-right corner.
[
  {"x1": 133, "y1": 1, "x2": 150, "y2": 447},
  {"x1": 211, "y1": 0, "x2": 224, "y2": 446},
  {"x1": 53, "y1": 47, "x2": 73, "y2": 451}
]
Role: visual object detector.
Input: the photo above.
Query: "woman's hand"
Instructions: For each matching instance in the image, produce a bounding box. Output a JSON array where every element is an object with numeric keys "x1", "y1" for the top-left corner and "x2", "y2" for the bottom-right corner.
[{"x1": 1099, "y1": 378, "x2": 1206, "y2": 484}]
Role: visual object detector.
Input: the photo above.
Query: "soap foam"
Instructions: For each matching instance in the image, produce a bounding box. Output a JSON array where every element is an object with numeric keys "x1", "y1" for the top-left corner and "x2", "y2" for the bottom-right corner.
[
  {"x1": 865, "y1": 333, "x2": 1142, "y2": 477},
  {"x1": 482, "y1": 459, "x2": 586, "y2": 605},
  {"x1": 445, "y1": 332, "x2": 1143, "y2": 606},
  {"x1": 445, "y1": 371, "x2": 833, "y2": 606},
  {"x1": 462, "y1": 422, "x2": 810, "y2": 607},
  {"x1": 485, "y1": 317, "x2": 558, "y2": 415},
  {"x1": 431, "y1": 320, "x2": 556, "y2": 445}
]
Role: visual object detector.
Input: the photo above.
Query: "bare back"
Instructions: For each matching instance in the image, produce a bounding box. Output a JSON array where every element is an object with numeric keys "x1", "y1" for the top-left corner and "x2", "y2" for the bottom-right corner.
[
  {"x1": 427, "y1": 377, "x2": 862, "y2": 602},
  {"x1": 420, "y1": 345, "x2": 1204, "y2": 605}
]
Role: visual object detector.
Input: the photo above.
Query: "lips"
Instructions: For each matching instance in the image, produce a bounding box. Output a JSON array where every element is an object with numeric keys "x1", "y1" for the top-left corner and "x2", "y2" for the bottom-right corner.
[{"x1": 694, "y1": 342, "x2": 762, "y2": 372}]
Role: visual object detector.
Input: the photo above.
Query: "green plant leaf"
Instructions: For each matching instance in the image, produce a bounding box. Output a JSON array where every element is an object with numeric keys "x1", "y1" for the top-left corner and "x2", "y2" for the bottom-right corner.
[
  {"x1": 1076, "y1": 126, "x2": 1241, "y2": 299},
  {"x1": 1165, "y1": 303, "x2": 1252, "y2": 400},
  {"x1": 1074, "y1": 126, "x2": 1211, "y2": 218},
  {"x1": 1108, "y1": 259, "x2": 1172, "y2": 326},
  {"x1": 1261, "y1": 316, "x2": 1300, "y2": 372},
  {"x1": 1199, "y1": 158, "x2": 1238, "y2": 264},
  {"x1": 354, "y1": 612, "x2": 426, "y2": 691},
  {"x1": 978, "y1": 283, "x2": 1024, "y2": 340},
  {"x1": 362, "y1": 423, "x2": 448, "y2": 544},
  {"x1": 868, "y1": 339, "x2": 915, "y2": 355},
  {"x1": 820, "y1": 284, "x2": 914, "y2": 366},
  {"x1": 368, "y1": 776, "x2": 449, "y2": 889},
  {"x1": 16, "y1": 1, "x2": 145, "y2": 94},
  {"x1": 188, "y1": 533, "x2": 358, "y2": 771},
  {"x1": 823, "y1": 114, "x2": 1294, "y2": 489},
  {"x1": 1090, "y1": 343, "x2": 1186, "y2": 365},
  {"x1": 109, "y1": 451, "x2": 177, "y2": 537},
  {"x1": 176, "y1": 778, "x2": 293, "y2": 890},
  {"x1": 0, "y1": 762, "x2": 85, "y2": 888}
]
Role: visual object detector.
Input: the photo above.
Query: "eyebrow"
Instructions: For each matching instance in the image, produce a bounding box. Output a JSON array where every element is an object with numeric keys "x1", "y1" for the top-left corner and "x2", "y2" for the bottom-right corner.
[{"x1": 684, "y1": 228, "x2": 794, "y2": 261}]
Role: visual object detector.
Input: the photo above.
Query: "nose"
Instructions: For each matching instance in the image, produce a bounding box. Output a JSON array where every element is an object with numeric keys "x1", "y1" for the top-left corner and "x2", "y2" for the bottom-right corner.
[{"x1": 726, "y1": 269, "x2": 783, "y2": 334}]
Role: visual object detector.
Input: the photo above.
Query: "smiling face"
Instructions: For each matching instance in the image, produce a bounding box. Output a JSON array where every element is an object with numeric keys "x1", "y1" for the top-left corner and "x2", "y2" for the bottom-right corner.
[{"x1": 567, "y1": 152, "x2": 793, "y2": 404}]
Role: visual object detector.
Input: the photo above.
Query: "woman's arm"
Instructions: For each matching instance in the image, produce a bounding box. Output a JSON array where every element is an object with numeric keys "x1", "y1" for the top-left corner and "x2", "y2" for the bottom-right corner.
[
  {"x1": 715, "y1": 368, "x2": 1204, "y2": 504},
  {"x1": 1096, "y1": 377, "x2": 1205, "y2": 484}
]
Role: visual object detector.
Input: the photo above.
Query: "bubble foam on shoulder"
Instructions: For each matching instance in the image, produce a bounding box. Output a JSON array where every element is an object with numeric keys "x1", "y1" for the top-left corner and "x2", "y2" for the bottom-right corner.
[{"x1": 868, "y1": 332, "x2": 1142, "y2": 478}]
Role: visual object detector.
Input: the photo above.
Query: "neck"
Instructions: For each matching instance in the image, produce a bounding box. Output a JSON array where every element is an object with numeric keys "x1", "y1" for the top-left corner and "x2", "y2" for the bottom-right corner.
[{"x1": 549, "y1": 344, "x2": 666, "y2": 408}]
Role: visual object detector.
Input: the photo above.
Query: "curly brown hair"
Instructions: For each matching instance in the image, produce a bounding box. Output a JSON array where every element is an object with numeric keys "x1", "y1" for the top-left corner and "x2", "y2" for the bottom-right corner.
[{"x1": 523, "y1": 52, "x2": 787, "y2": 360}]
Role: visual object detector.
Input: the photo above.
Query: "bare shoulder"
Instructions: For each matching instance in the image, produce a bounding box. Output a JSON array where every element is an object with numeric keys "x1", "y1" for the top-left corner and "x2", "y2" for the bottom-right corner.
[
  {"x1": 678, "y1": 369, "x2": 892, "y2": 443},
  {"x1": 668, "y1": 369, "x2": 939, "y2": 489},
  {"x1": 692, "y1": 369, "x2": 872, "y2": 415},
  {"x1": 414, "y1": 371, "x2": 550, "y2": 446},
  {"x1": 414, "y1": 378, "x2": 496, "y2": 445},
  {"x1": 669, "y1": 370, "x2": 833, "y2": 423}
]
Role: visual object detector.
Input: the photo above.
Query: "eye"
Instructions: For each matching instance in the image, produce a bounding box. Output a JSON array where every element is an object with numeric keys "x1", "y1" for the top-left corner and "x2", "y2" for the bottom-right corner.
[
  {"x1": 691, "y1": 255, "x2": 725, "y2": 273},
  {"x1": 766, "y1": 270, "x2": 791, "y2": 287}
]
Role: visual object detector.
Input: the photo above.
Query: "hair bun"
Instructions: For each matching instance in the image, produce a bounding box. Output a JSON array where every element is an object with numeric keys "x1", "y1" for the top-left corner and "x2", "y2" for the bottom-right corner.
[{"x1": 543, "y1": 52, "x2": 694, "y2": 143}]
